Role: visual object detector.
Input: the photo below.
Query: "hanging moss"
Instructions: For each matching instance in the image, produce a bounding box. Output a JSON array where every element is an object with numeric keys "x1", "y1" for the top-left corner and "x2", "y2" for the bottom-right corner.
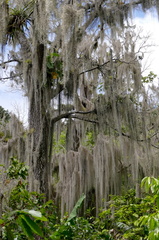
[{"x1": 1, "y1": 0, "x2": 159, "y2": 216}]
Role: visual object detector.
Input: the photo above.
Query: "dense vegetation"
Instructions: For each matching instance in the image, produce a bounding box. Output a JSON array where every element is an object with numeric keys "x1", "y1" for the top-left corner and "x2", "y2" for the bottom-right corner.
[{"x1": 0, "y1": 158, "x2": 159, "y2": 240}]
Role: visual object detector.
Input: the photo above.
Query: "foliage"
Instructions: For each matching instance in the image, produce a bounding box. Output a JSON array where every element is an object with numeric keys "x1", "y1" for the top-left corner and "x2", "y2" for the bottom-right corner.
[
  {"x1": 82, "y1": 130, "x2": 95, "y2": 149},
  {"x1": 2, "y1": 160, "x2": 159, "y2": 240},
  {"x1": 6, "y1": 0, "x2": 34, "y2": 42},
  {"x1": 141, "y1": 71, "x2": 157, "y2": 84},
  {"x1": 1, "y1": 209, "x2": 47, "y2": 240},
  {"x1": 67, "y1": 193, "x2": 85, "y2": 222},
  {"x1": 2, "y1": 0, "x2": 159, "y2": 217},
  {"x1": 0, "y1": 158, "x2": 49, "y2": 239},
  {"x1": 0, "y1": 106, "x2": 10, "y2": 122},
  {"x1": 46, "y1": 52, "x2": 63, "y2": 85},
  {"x1": 135, "y1": 177, "x2": 159, "y2": 240},
  {"x1": 50, "y1": 193, "x2": 111, "y2": 240},
  {"x1": 7, "y1": 157, "x2": 29, "y2": 180},
  {"x1": 1, "y1": 1, "x2": 159, "y2": 239},
  {"x1": 1, "y1": 159, "x2": 111, "y2": 239},
  {"x1": 100, "y1": 189, "x2": 150, "y2": 239},
  {"x1": 53, "y1": 130, "x2": 66, "y2": 153}
]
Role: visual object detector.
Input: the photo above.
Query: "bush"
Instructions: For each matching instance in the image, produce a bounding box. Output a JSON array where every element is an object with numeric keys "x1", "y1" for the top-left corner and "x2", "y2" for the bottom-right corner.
[{"x1": 1, "y1": 158, "x2": 159, "y2": 239}]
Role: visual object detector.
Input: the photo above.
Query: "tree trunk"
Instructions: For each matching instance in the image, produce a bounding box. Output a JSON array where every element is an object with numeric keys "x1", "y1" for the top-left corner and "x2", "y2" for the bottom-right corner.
[
  {"x1": 0, "y1": 192, "x2": 3, "y2": 239},
  {"x1": 27, "y1": 1, "x2": 53, "y2": 196}
]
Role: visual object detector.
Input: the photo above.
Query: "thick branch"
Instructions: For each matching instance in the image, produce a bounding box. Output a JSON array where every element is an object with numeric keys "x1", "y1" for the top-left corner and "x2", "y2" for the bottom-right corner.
[{"x1": 51, "y1": 109, "x2": 96, "y2": 124}]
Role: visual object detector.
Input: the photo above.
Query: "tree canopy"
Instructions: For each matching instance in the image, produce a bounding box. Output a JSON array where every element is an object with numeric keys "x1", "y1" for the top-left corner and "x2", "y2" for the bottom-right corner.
[{"x1": 1, "y1": 0, "x2": 159, "y2": 215}]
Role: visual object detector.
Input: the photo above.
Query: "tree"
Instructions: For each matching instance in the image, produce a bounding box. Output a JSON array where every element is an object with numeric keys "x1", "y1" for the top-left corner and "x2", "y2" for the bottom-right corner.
[
  {"x1": 0, "y1": 0, "x2": 159, "y2": 215},
  {"x1": 0, "y1": 106, "x2": 10, "y2": 121}
]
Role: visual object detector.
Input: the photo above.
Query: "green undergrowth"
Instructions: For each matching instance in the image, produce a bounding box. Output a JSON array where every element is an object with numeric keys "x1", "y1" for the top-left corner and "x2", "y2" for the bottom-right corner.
[{"x1": 0, "y1": 158, "x2": 159, "y2": 239}]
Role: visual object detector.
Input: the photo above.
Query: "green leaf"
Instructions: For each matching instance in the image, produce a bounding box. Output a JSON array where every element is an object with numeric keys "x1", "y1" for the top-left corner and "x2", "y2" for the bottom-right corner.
[
  {"x1": 141, "y1": 177, "x2": 150, "y2": 193},
  {"x1": 67, "y1": 194, "x2": 86, "y2": 222},
  {"x1": 29, "y1": 210, "x2": 48, "y2": 221},
  {"x1": 5, "y1": 226, "x2": 14, "y2": 240},
  {"x1": 155, "y1": 197, "x2": 159, "y2": 209},
  {"x1": 28, "y1": 210, "x2": 42, "y2": 217},
  {"x1": 149, "y1": 217, "x2": 157, "y2": 231},
  {"x1": 148, "y1": 231, "x2": 159, "y2": 240},
  {"x1": 17, "y1": 215, "x2": 34, "y2": 240},
  {"x1": 47, "y1": 61, "x2": 53, "y2": 69},
  {"x1": 21, "y1": 209, "x2": 48, "y2": 221},
  {"x1": 135, "y1": 215, "x2": 149, "y2": 227},
  {"x1": 133, "y1": 213, "x2": 139, "y2": 218},
  {"x1": 116, "y1": 221, "x2": 131, "y2": 231},
  {"x1": 0, "y1": 219, "x2": 4, "y2": 224},
  {"x1": 21, "y1": 214, "x2": 44, "y2": 237},
  {"x1": 51, "y1": 53, "x2": 60, "y2": 57}
]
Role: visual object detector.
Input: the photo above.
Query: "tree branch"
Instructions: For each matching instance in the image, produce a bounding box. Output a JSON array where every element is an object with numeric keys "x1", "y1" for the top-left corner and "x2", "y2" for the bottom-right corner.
[
  {"x1": 0, "y1": 59, "x2": 22, "y2": 66},
  {"x1": 79, "y1": 58, "x2": 136, "y2": 76},
  {"x1": 51, "y1": 83, "x2": 64, "y2": 98},
  {"x1": 51, "y1": 109, "x2": 96, "y2": 124},
  {"x1": 79, "y1": 65, "x2": 102, "y2": 75},
  {"x1": 71, "y1": 115, "x2": 98, "y2": 124},
  {"x1": 107, "y1": 122, "x2": 159, "y2": 151},
  {"x1": 0, "y1": 73, "x2": 23, "y2": 81},
  {"x1": 151, "y1": 144, "x2": 159, "y2": 149}
]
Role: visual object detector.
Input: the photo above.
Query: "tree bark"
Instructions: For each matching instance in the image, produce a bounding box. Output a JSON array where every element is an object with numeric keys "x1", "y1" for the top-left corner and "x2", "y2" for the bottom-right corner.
[{"x1": 0, "y1": 192, "x2": 3, "y2": 239}]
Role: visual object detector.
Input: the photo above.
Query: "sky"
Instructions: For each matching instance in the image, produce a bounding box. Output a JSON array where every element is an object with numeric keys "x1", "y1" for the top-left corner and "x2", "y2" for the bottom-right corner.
[
  {"x1": 133, "y1": 10, "x2": 159, "y2": 79},
  {"x1": 0, "y1": 81, "x2": 28, "y2": 125},
  {"x1": 0, "y1": 9, "x2": 159, "y2": 126}
]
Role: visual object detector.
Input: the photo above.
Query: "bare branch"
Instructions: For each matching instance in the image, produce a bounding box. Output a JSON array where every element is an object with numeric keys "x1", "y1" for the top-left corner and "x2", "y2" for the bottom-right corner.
[
  {"x1": 0, "y1": 59, "x2": 22, "y2": 66},
  {"x1": 79, "y1": 58, "x2": 136, "y2": 75},
  {"x1": 107, "y1": 122, "x2": 159, "y2": 151},
  {"x1": 71, "y1": 115, "x2": 98, "y2": 124},
  {"x1": 0, "y1": 73, "x2": 23, "y2": 81},
  {"x1": 148, "y1": 131, "x2": 159, "y2": 139},
  {"x1": 79, "y1": 65, "x2": 102, "y2": 75},
  {"x1": 151, "y1": 144, "x2": 159, "y2": 149}
]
